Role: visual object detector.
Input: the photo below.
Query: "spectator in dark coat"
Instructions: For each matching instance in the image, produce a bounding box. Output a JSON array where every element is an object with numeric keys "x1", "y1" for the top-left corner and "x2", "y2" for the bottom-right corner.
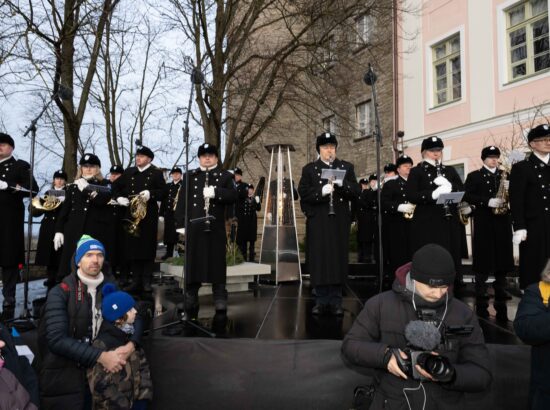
[
  {"x1": 514, "y1": 264, "x2": 550, "y2": 410},
  {"x1": 0, "y1": 323, "x2": 39, "y2": 408},
  {"x1": 39, "y1": 235, "x2": 143, "y2": 410},
  {"x1": 342, "y1": 244, "x2": 492, "y2": 410}
]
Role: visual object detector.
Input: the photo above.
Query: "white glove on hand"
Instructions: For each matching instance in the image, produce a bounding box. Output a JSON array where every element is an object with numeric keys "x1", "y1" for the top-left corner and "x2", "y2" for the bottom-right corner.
[
  {"x1": 460, "y1": 205, "x2": 472, "y2": 216},
  {"x1": 513, "y1": 229, "x2": 527, "y2": 245},
  {"x1": 432, "y1": 184, "x2": 452, "y2": 200},
  {"x1": 322, "y1": 184, "x2": 334, "y2": 196},
  {"x1": 333, "y1": 179, "x2": 343, "y2": 187},
  {"x1": 53, "y1": 233, "x2": 64, "y2": 251},
  {"x1": 159, "y1": 216, "x2": 164, "y2": 222},
  {"x1": 434, "y1": 176, "x2": 451, "y2": 187},
  {"x1": 176, "y1": 228, "x2": 185, "y2": 235},
  {"x1": 139, "y1": 190, "x2": 151, "y2": 202},
  {"x1": 255, "y1": 196, "x2": 260, "y2": 203},
  {"x1": 488, "y1": 198, "x2": 504, "y2": 208},
  {"x1": 58, "y1": 196, "x2": 66, "y2": 203},
  {"x1": 0, "y1": 180, "x2": 7, "y2": 190},
  {"x1": 75, "y1": 178, "x2": 89, "y2": 192},
  {"x1": 203, "y1": 186, "x2": 215, "y2": 199},
  {"x1": 116, "y1": 197, "x2": 130, "y2": 206},
  {"x1": 397, "y1": 203, "x2": 415, "y2": 213}
]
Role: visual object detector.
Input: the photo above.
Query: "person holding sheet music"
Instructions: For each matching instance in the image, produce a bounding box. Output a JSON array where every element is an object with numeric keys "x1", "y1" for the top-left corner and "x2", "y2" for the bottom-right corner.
[
  {"x1": 174, "y1": 143, "x2": 237, "y2": 315},
  {"x1": 298, "y1": 132, "x2": 360, "y2": 316},
  {"x1": 54, "y1": 153, "x2": 115, "y2": 280},
  {"x1": 406, "y1": 136, "x2": 465, "y2": 280}
]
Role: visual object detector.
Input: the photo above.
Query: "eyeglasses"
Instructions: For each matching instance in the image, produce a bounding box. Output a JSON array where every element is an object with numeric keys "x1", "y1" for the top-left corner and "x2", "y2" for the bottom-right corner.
[{"x1": 533, "y1": 138, "x2": 550, "y2": 143}]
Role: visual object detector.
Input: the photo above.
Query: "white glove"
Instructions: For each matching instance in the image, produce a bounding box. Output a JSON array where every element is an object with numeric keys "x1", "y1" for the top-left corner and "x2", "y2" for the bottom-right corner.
[
  {"x1": 322, "y1": 183, "x2": 334, "y2": 196},
  {"x1": 397, "y1": 203, "x2": 415, "y2": 213},
  {"x1": 75, "y1": 178, "x2": 89, "y2": 192},
  {"x1": 460, "y1": 205, "x2": 472, "y2": 216},
  {"x1": 116, "y1": 197, "x2": 130, "y2": 206},
  {"x1": 488, "y1": 198, "x2": 504, "y2": 208},
  {"x1": 513, "y1": 229, "x2": 527, "y2": 245},
  {"x1": 159, "y1": 216, "x2": 165, "y2": 222},
  {"x1": 203, "y1": 186, "x2": 215, "y2": 199},
  {"x1": 432, "y1": 184, "x2": 452, "y2": 200},
  {"x1": 0, "y1": 180, "x2": 7, "y2": 190},
  {"x1": 333, "y1": 179, "x2": 343, "y2": 187},
  {"x1": 139, "y1": 190, "x2": 150, "y2": 201},
  {"x1": 434, "y1": 176, "x2": 451, "y2": 187},
  {"x1": 255, "y1": 196, "x2": 260, "y2": 203},
  {"x1": 58, "y1": 196, "x2": 66, "y2": 203},
  {"x1": 53, "y1": 233, "x2": 64, "y2": 250},
  {"x1": 176, "y1": 228, "x2": 185, "y2": 235}
]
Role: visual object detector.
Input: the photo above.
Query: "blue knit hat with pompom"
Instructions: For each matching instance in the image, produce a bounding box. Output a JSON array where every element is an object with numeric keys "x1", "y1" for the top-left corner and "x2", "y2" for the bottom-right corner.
[{"x1": 101, "y1": 283, "x2": 136, "y2": 322}]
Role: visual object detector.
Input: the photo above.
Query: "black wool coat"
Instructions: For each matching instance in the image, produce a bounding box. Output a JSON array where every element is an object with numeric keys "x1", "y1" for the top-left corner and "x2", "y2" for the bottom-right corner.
[
  {"x1": 236, "y1": 195, "x2": 261, "y2": 243},
  {"x1": 34, "y1": 188, "x2": 65, "y2": 268},
  {"x1": 464, "y1": 167, "x2": 513, "y2": 274},
  {"x1": 298, "y1": 158, "x2": 360, "y2": 286},
  {"x1": 160, "y1": 181, "x2": 182, "y2": 245},
  {"x1": 509, "y1": 154, "x2": 550, "y2": 288},
  {"x1": 0, "y1": 157, "x2": 38, "y2": 267},
  {"x1": 55, "y1": 179, "x2": 113, "y2": 278},
  {"x1": 354, "y1": 188, "x2": 378, "y2": 243},
  {"x1": 175, "y1": 165, "x2": 237, "y2": 284},
  {"x1": 381, "y1": 176, "x2": 412, "y2": 275},
  {"x1": 406, "y1": 161, "x2": 464, "y2": 267},
  {"x1": 342, "y1": 264, "x2": 492, "y2": 410},
  {"x1": 113, "y1": 165, "x2": 166, "y2": 261}
]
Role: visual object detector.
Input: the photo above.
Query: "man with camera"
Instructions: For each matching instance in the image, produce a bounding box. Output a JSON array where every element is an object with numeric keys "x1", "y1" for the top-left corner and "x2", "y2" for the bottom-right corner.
[{"x1": 342, "y1": 244, "x2": 491, "y2": 409}]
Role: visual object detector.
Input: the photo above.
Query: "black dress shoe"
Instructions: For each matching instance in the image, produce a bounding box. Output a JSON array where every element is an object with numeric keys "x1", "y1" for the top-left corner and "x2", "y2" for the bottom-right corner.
[
  {"x1": 331, "y1": 305, "x2": 344, "y2": 316},
  {"x1": 312, "y1": 304, "x2": 326, "y2": 315}
]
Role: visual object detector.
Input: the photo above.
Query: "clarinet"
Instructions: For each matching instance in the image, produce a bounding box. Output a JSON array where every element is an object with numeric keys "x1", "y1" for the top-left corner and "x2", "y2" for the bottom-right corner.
[
  {"x1": 204, "y1": 167, "x2": 211, "y2": 232},
  {"x1": 435, "y1": 160, "x2": 452, "y2": 219},
  {"x1": 328, "y1": 156, "x2": 336, "y2": 216}
]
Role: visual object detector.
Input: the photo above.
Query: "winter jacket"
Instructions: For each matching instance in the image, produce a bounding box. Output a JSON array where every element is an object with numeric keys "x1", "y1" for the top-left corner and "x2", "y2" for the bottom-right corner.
[
  {"x1": 342, "y1": 263, "x2": 492, "y2": 410},
  {"x1": 39, "y1": 272, "x2": 143, "y2": 409},
  {"x1": 0, "y1": 367, "x2": 37, "y2": 410},
  {"x1": 88, "y1": 320, "x2": 152, "y2": 410},
  {"x1": 514, "y1": 281, "x2": 550, "y2": 410}
]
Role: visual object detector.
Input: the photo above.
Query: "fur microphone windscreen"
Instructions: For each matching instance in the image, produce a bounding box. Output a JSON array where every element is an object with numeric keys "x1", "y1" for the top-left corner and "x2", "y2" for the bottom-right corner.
[{"x1": 404, "y1": 320, "x2": 442, "y2": 351}]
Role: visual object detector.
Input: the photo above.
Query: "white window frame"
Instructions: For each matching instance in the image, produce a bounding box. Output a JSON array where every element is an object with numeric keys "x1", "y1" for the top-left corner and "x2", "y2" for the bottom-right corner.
[
  {"x1": 322, "y1": 115, "x2": 336, "y2": 134},
  {"x1": 425, "y1": 26, "x2": 467, "y2": 113},
  {"x1": 355, "y1": 14, "x2": 373, "y2": 45},
  {"x1": 497, "y1": 0, "x2": 550, "y2": 88},
  {"x1": 355, "y1": 100, "x2": 373, "y2": 139}
]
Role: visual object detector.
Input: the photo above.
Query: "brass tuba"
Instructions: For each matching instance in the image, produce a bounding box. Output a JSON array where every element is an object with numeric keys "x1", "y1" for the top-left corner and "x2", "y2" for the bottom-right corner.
[{"x1": 125, "y1": 195, "x2": 147, "y2": 236}]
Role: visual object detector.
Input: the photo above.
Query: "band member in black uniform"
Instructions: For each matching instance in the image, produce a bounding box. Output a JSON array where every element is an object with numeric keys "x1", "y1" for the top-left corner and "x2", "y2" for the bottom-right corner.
[
  {"x1": 236, "y1": 184, "x2": 261, "y2": 261},
  {"x1": 175, "y1": 143, "x2": 237, "y2": 313},
  {"x1": 381, "y1": 155, "x2": 414, "y2": 281},
  {"x1": 113, "y1": 146, "x2": 166, "y2": 293},
  {"x1": 510, "y1": 124, "x2": 550, "y2": 289},
  {"x1": 354, "y1": 178, "x2": 370, "y2": 263},
  {"x1": 383, "y1": 163, "x2": 398, "y2": 183},
  {"x1": 33, "y1": 170, "x2": 67, "y2": 290},
  {"x1": 0, "y1": 133, "x2": 38, "y2": 308},
  {"x1": 464, "y1": 146, "x2": 513, "y2": 320},
  {"x1": 299, "y1": 132, "x2": 360, "y2": 315},
  {"x1": 160, "y1": 167, "x2": 182, "y2": 260},
  {"x1": 54, "y1": 153, "x2": 113, "y2": 280},
  {"x1": 406, "y1": 136, "x2": 464, "y2": 283},
  {"x1": 107, "y1": 165, "x2": 127, "y2": 283}
]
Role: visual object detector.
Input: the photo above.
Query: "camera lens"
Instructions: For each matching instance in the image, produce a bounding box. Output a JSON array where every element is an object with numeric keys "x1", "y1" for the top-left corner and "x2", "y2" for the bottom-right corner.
[{"x1": 417, "y1": 353, "x2": 451, "y2": 377}]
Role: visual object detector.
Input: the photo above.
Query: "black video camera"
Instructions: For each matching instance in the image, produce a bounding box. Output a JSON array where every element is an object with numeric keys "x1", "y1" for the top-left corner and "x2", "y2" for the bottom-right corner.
[{"x1": 393, "y1": 348, "x2": 454, "y2": 381}]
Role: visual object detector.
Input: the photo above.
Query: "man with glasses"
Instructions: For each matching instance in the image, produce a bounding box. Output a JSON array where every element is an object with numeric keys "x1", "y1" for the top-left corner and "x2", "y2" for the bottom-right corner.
[{"x1": 510, "y1": 124, "x2": 550, "y2": 289}]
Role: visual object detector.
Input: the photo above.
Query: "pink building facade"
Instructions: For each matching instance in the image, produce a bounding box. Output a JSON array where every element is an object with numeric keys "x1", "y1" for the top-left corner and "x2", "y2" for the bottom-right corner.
[{"x1": 397, "y1": 0, "x2": 550, "y2": 181}]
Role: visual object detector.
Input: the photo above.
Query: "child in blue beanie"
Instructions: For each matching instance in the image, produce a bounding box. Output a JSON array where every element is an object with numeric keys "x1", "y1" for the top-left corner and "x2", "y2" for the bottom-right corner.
[{"x1": 87, "y1": 284, "x2": 152, "y2": 410}]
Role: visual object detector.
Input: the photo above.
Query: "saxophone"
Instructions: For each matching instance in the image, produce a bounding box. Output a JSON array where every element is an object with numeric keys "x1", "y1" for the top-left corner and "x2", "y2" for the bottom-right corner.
[{"x1": 492, "y1": 166, "x2": 510, "y2": 215}]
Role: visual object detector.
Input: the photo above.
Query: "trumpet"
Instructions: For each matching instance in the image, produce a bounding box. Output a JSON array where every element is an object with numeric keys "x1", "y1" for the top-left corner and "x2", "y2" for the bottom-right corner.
[{"x1": 125, "y1": 195, "x2": 147, "y2": 236}]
